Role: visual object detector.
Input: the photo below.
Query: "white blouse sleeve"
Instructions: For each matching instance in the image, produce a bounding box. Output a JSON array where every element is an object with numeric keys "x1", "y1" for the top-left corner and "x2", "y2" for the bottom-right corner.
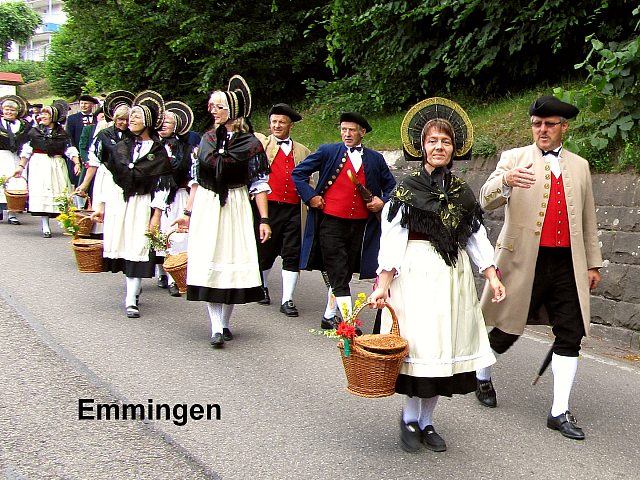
[
  {"x1": 150, "y1": 189, "x2": 169, "y2": 210},
  {"x1": 65, "y1": 146, "x2": 79, "y2": 159},
  {"x1": 249, "y1": 174, "x2": 271, "y2": 195},
  {"x1": 19, "y1": 142, "x2": 33, "y2": 158},
  {"x1": 376, "y1": 202, "x2": 409, "y2": 276},
  {"x1": 465, "y1": 224, "x2": 497, "y2": 273}
]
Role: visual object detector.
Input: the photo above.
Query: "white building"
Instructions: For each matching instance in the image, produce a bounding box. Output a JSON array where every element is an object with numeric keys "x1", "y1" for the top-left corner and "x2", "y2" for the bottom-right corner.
[{"x1": 3, "y1": 0, "x2": 66, "y2": 61}]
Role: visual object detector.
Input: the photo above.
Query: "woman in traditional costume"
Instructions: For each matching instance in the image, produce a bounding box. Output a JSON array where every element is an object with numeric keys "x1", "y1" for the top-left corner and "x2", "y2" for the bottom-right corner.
[
  {"x1": 16, "y1": 100, "x2": 79, "y2": 237},
  {"x1": 173, "y1": 75, "x2": 271, "y2": 348},
  {"x1": 367, "y1": 98, "x2": 505, "y2": 453},
  {"x1": 92, "y1": 90, "x2": 172, "y2": 318},
  {"x1": 0, "y1": 95, "x2": 31, "y2": 225},
  {"x1": 155, "y1": 101, "x2": 195, "y2": 297}
]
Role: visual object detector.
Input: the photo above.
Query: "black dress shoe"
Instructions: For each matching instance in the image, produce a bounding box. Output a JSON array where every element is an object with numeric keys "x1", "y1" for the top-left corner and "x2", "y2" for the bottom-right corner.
[
  {"x1": 157, "y1": 275, "x2": 168, "y2": 289},
  {"x1": 7, "y1": 216, "x2": 20, "y2": 225},
  {"x1": 257, "y1": 287, "x2": 270, "y2": 305},
  {"x1": 475, "y1": 378, "x2": 497, "y2": 408},
  {"x1": 547, "y1": 410, "x2": 585, "y2": 440},
  {"x1": 222, "y1": 328, "x2": 234, "y2": 341},
  {"x1": 320, "y1": 315, "x2": 340, "y2": 330},
  {"x1": 279, "y1": 300, "x2": 299, "y2": 317},
  {"x1": 168, "y1": 283, "x2": 181, "y2": 297},
  {"x1": 399, "y1": 418, "x2": 422, "y2": 453},
  {"x1": 422, "y1": 425, "x2": 447, "y2": 452},
  {"x1": 210, "y1": 332, "x2": 225, "y2": 348}
]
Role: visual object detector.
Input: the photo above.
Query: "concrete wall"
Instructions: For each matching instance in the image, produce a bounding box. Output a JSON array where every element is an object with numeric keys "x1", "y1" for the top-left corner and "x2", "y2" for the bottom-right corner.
[{"x1": 381, "y1": 151, "x2": 640, "y2": 348}]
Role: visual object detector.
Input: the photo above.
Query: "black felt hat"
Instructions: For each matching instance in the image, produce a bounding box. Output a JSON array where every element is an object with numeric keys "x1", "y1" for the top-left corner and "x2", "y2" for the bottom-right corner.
[
  {"x1": 339, "y1": 112, "x2": 372, "y2": 133},
  {"x1": 103, "y1": 90, "x2": 135, "y2": 122},
  {"x1": 132, "y1": 90, "x2": 165, "y2": 130},
  {"x1": 78, "y1": 94, "x2": 99, "y2": 104},
  {"x1": 0, "y1": 94, "x2": 28, "y2": 118},
  {"x1": 31, "y1": 103, "x2": 43, "y2": 109},
  {"x1": 165, "y1": 100, "x2": 194, "y2": 136},
  {"x1": 528, "y1": 95, "x2": 579, "y2": 119},
  {"x1": 268, "y1": 103, "x2": 302, "y2": 122},
  {"x1": 225, "y1": 75, "x2": 252, "y2": 120},
  {"x1": 401, "y1": 97, "x2": 474, "y2": 161}
]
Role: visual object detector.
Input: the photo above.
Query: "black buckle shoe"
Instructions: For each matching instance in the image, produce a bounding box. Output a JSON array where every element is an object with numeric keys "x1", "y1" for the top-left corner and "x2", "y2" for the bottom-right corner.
[
  {"x1": 422, "y1": 425, "x2": 447, "y2": 452},
  {"x1": 279, "y1": 300, "x2": 299, "y2": 317},
  {"x1": 257, "y1": 287, "x2": 270, "y2": 305},
  {"x1": 168, "y1": 283, "x2": 181, "y2": 297},
  {"x1": 547, "y1": 410, "x2": 585, "y2": 440},
  {"x1": 399, "y1": 418, "x2": 422, "y2": 453},
  {"x1": 320, "y1": 315, "x2": 340, "y2": 330},
  {"x1": 475, "y1": 378, "x2": 497, "y2": 408},
  {"x1": 210, "y1": 332, "x2": 225, "y2": 348},
  {"x1": 157, "y1": 275, "x2": 168, "y2": 289},
  {"x1": 222, "y1": 328, "x2": 233, "y2": 341}
]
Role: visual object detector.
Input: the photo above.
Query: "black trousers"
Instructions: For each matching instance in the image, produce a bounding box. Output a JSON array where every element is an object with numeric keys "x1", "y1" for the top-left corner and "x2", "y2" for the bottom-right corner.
[
  {"x1": 318, "y1": 214, "x2": 367, "y2": 297},
  {"x1": 489, "y1": 247, "x2": 585, "y2": 357},
  {"x1": 254, "y1": 201, "x2": 301, "y2": 272}
]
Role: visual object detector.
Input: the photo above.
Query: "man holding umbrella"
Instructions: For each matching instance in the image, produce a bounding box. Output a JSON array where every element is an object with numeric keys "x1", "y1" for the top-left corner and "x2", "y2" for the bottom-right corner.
[{"x1": 475, "y1": 95, "x2": 602, "y2": 440}]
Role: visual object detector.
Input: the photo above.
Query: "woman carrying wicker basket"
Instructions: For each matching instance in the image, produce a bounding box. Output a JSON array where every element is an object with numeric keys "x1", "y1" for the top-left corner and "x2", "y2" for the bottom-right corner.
[
  {"x1": 367, "y1": 98, "x2": 505, "y2": 453},
  {"x1": 15, "y1": 101, "x2": 80, "y2": 238}
]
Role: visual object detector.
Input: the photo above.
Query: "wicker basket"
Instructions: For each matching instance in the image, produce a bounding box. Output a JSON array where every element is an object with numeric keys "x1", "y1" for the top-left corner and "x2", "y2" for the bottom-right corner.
[
  {"x1": 163, "y1": 229, "x2": 188, "y2": 294},
  {"x1": 73, "y1": 195, "x2": 94, "y2": 237},
  {"x1": 337, "y1": 302, "x2": 409, "y2": 398},
  {"x1": 4, "y1": 176, "x2": 28, "y2": 212},
  {"x1": 72, "y1": 238, "x2": 103, "y2": 273}
]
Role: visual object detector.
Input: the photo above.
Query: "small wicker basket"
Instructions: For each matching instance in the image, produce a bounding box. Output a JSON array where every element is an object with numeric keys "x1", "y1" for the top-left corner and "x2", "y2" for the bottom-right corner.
[
  {"x1": 337, "y1": 301, "x2": 409, "y2": 398},
  {"x1": 163, "y1": 229, "x2": 188, "y2": 294},
  {"x1": 73, "y1": 195, "x2": 94, "y2": 237},
  {"x1": 72, "y1": 238, "x2": 103, "y2": 273},
  {"x1": 4, "y1": 176, "x2": 28, "y2": 212}
]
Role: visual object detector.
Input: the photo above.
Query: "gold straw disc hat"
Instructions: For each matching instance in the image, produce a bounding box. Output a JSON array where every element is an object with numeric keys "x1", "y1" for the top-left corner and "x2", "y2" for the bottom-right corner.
[
  {"x1": 104, "y1": 90, "x2": 135, "y2": 122},
  {"x1": 165, "y1": 100, "x2": 194, "y2": 136},
  {"x1": 132, "y1": 90, "x2": 165, "y2": 130}
]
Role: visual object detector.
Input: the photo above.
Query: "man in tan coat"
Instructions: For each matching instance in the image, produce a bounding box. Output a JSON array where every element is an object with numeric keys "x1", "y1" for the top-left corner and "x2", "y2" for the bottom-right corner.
[
  {"x1": 475, "y1": 95, "x2": 602, "y2": 440},
  {"x1": 254, "y1": 104, "x2": 311, "y2": 316}
]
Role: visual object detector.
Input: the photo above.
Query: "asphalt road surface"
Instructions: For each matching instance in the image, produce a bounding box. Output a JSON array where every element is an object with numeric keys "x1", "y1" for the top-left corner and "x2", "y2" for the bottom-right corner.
[{"x1": 1, "y1": 215, "x2": 639, "y2": 480}]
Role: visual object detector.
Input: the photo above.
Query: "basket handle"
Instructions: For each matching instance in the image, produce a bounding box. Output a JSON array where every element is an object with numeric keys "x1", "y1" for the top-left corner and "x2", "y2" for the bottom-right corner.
[
  {"x1": 350, "y1": 300, "x2": 401, "y2": 337},
  {"x1": 165, "y1": 228, "x2": 189, "y2": 251},
  {"x1": 4, "y1": 175, "x2": 27, "y2": 190},
  {"x1": 71, "y1": 192, "x2": 92, "y2": 210}
]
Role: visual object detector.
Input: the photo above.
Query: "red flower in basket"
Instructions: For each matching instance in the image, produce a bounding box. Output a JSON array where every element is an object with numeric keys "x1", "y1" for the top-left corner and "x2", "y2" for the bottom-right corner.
[{"x1": 336, "y1": 318, "x2": 362, "y2": 341}]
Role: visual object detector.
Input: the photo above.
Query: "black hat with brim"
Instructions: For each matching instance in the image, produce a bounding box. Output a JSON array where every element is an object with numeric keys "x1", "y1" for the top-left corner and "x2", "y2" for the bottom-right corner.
[
  {"x1": 401, "y1": 97, "x2": 474, "y2": 161},
  {"x1": 528, "y1": 95, "x2": 579, "y2": 119},
  {"x1": 79, "y1": 94, "x2": 99, "y2": 104},
  {"x1": 268, "y1": 103, "x2": 302, "y2": 122},
  {"x1": 339, "y1": 112, "x2": 372, "y2": 133},
  {"x1": 51, "y1": 99, "x2": 70, "y2": 124},
  {"x1": 225, "y1": 75, "x2": 252, "y2": 120},
  {"x1": 0, "y1": 94, "x2": 29, "y2": 118},
  {"x1": 104, "y1": 90, "x2": 135, "y2": 122},
  {"x1": 165, "y1": 100, "x2": 194, "y2": 136}
]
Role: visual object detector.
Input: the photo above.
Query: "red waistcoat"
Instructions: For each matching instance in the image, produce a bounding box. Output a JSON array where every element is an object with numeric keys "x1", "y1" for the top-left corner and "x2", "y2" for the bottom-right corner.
[
  {"x1": 322, "y1": 157, "x2": 369, "y2": 219},
  {"x1": 267, "y1": 147, "x2": 299, "y2": 204},
  {"x1": 540, "y1": 173, "x2": 570, "y2": 247}
]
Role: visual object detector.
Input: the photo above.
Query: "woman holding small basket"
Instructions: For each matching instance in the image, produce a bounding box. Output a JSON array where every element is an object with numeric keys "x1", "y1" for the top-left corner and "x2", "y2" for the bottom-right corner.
[{"x1": 367, "y1": 98, "x2": 505, "y2": 453}]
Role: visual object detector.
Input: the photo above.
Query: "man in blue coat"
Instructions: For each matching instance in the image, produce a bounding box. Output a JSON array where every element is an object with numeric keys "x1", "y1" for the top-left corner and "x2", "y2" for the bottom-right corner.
[
  {"x1": 65, "y1": 95, "x2": 99, "y2": 186},
  {"x1": 292, "y1": 112, "x2": 396, "y2": 329}
]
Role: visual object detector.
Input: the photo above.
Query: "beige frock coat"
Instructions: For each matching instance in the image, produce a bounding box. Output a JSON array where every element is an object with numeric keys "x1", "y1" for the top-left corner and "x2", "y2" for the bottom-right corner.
[{"x1": 479, "y1": 143, "x2": 602, "y2": 336}]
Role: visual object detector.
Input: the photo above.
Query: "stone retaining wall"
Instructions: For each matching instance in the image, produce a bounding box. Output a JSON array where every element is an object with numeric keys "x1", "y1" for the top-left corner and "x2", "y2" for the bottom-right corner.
[{"x1": 381, "y1": 151, "x2": 640, "y2": 349}]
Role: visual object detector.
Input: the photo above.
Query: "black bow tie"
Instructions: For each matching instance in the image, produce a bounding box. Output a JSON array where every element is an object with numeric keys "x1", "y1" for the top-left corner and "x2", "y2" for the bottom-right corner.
[
  {"x1": 277, "y1": 139, "x2": 290, "y2": 145},
  {"x1": 5, "y1": 119, "x2": 15, "y2": 125},
  {"x1": 541, "y1": 149, "x2": 560, "y2": 157},
  {"x1": 349, "y1": 146, "x2": 362, "y2": 153}
]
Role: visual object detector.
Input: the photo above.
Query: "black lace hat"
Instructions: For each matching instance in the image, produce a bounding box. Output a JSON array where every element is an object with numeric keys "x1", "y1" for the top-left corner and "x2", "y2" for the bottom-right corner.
[
  {"x1": 225, "y1": 75, "x2": 251, "y2": 120},
  {"x1": 165, "y1": 100, "x2": 194, "y2": 136},
  {"x1": 132, "y1": 90, "x2": 165, "y2": 130},
  {"x1": 401, "y1": 97, "x2": 474, "y2": 161},
  {"x1": 104, "y1": 90, "x2": 135, "y2": 121}
]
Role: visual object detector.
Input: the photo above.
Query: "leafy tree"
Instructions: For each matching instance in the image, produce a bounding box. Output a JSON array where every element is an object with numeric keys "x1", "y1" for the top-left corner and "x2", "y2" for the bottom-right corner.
[
  {"x1": 0, "y1": 2, "x2": 41, "y2": 61},
  {"x1": 0, "y1": 60, "x2": 46, "y2": 83}
]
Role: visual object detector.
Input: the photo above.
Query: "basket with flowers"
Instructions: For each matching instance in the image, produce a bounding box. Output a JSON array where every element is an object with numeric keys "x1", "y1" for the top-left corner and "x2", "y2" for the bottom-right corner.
[
  {"x1": 145, "y1": 226, "x2": 169, "y2": 253},
  {"x1": 55, "y1": 190, "x2": 81, "y2": 236}
]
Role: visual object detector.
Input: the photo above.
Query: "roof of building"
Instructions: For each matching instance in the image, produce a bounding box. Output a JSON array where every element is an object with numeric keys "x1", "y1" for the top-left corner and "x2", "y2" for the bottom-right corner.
[{"x1": 0, "y1": 73, "x2": 25, "y2": 85}]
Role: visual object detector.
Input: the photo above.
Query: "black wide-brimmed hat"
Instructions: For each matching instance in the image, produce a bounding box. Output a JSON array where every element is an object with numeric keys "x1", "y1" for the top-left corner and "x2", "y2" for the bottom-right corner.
[
  {"x1": 0, "y1": 94, "x2": 29, "y2": 118},
  {"x1": 78, "y1": 94, "x2": 99, "y2": 104},
  {"x1": 268, "y1": 103, "x2": 302, "y2": 122},
  {"x1": 224, "y1": 75, "x2": 251, "y2": 120},
  {"x1": 339, "y1": 112, "x2": 372, "y2": 133},
  {"x1": 528, "y1": 95, "x2": 579, "y2": 119},
  {"x1": 132, "y1": 90, "x2": 165, "y2": 130},
  {"x1": 401, "y1": 97, "x2": 474, "y2": 161},
  {"x1": 50, "y1": 99, "x2": 69, "y2": 124},
  {"x1": 165, "y1": 100, "x2": 194, "y2": 136},
  {"x1": 104, "y1": 90, "x2": 135, "y2": 121}
]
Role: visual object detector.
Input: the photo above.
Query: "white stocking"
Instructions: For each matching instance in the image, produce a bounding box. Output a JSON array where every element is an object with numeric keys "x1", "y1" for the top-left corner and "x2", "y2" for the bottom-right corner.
[
  {"x1": 281, "y1": 270, "x2": 298, "y2": 304},
  {"x1": 125, "y1": 277, "x2": 141, "y2": 306},
  {"x1": 207, "y1": 302, "x2": 223, "y2": 335},
  {"x1": 418, "y1": 396, "x2": 439, "y2": 429},
  {"x1": 551, "y1": 353, "x2": 578, "y2": 417},
  {"x1": 41, "y1": 216, "x2": 50, "y2": 234},
  {"x1": 221, "y1": 304, "x2": 234, "y2": 329},
  {"x1": 476, "y1": 351, "x2": 501, "y2": 381},
  {"x1": 323, "y1": 287, "x2": 337, "y2": 318},
  {"x1": 403, "y1": 396, "x2": 420, "y2": 424}
]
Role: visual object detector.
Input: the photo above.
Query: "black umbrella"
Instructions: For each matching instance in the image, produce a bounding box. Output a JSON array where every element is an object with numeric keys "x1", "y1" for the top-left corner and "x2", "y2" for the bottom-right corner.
[{"x1": 531, "y1": 347, "x2": 554, "y2": 385}]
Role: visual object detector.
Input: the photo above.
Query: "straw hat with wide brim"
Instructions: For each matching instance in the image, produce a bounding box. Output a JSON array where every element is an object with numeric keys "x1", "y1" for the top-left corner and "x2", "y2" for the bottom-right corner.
[
  {"x1": 401, "y1": 97, "x2": 474, "y2": 161},
  {"x1": 0, "y1": 94, "x2": 29, "y2": 118},
  {"x1": 225, "y1": 75, "x2": 252, "y2": 120},
  {"x1": 104, "y1": 90, "x2": 135, "y2": 121},
  {"x1": 165, "y1": 100, "x2": 194, "y2": 136},
  {"x1": 132, "y1": 90, "x2": 165, "y2": 130}
]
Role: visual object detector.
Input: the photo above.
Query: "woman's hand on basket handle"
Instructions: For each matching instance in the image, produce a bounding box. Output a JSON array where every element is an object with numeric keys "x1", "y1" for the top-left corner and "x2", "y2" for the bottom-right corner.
[
  {"x1": 91, "y1": 205, "x2": 104, "y2": 223},
  {"x1": 367, "y1": 269, "x2": 395, "y2": 309},
  {"x1": 484, "y1": 266, "x2": 506, "y2": 303}
]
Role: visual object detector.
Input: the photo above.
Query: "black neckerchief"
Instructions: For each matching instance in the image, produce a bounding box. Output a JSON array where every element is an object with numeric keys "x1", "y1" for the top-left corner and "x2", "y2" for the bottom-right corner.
[{"x1": 387, "y1": 166, "x2": 483, "y2": 266}]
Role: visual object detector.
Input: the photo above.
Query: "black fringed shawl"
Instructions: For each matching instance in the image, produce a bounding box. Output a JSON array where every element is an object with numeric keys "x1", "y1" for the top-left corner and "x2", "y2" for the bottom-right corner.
[
  {"x1": 387, "y1": 166, "x2": 484, "y2": 266},
  {"x1": 158, "y1": 135, "x2": 194, "y2": 205},
  {"x1": 195, "y1": 125, "x2": 269, "y2": 206},
  {"x1": 27, "y1": 123, "x2": 70, "y2": 156}
]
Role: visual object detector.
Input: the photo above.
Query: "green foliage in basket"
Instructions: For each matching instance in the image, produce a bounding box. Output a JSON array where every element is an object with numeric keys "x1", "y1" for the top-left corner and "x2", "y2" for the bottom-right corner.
[
  {"x1": 54, "y1": 190, "x2": 80, "y2": 236},
  {"x1": 0, "y1": 175, "x2": 6, "y2": 188},
  {"x1": 145, "y1": 226, "x2": 168, "y2": 253}
]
